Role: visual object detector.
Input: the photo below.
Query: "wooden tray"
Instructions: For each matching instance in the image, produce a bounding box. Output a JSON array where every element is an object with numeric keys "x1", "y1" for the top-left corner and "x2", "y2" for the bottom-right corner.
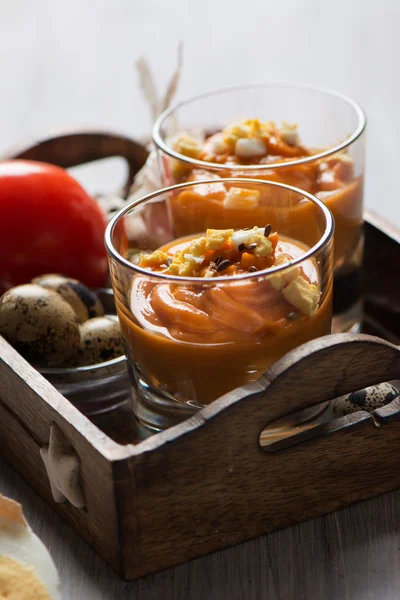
[{"x1": 1, "y1": 131, "x2": 400, "y2": 580}]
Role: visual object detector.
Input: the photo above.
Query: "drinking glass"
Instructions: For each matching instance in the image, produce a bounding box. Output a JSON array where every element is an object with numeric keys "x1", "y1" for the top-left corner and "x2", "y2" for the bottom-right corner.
[
  {"x1": 153, "y1": 83, "x2": 366, "y2": 333},
  {"x1": 106, "y1": 178, "x2": 334, "y2": 432}
]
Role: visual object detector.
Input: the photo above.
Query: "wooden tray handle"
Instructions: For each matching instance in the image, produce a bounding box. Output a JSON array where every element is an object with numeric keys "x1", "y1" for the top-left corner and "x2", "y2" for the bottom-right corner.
[
  {"x1": 198, "y1": 333, "x2": 400, "y2": 438},
  {"x1": 2, "y1": 129, "x2": 149, "y2": 197}
]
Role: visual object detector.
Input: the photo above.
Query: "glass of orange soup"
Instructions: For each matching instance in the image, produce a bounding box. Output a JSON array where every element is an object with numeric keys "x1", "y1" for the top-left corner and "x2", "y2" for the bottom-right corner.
[
  {"x1": 153, "y1": 83, "x2": 366, "y2": 334},
  {"x1": 106, "y1": 179, "x2": 334, "y2": 432}
]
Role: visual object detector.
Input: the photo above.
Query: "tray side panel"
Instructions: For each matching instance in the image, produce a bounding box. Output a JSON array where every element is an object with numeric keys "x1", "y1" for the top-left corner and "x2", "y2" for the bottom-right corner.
[
  {"x1": 0, "y1": 339, "x2": 124, "y2": 572},
  {"x1": 118, "y1": 335, "x2": 400, "y2": 579},
  {"x1": 121, "y1": 415, "x2": 400, "y2": 579}
]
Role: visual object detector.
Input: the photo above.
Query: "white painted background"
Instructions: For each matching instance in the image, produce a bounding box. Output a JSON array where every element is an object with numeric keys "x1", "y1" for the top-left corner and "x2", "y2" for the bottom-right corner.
[
  {"x1": 1, "y1": 2, "x2": 399, "y2": 598},
  {"x1": 0, "y1": 0, "x2": 399, "y2": 223}
]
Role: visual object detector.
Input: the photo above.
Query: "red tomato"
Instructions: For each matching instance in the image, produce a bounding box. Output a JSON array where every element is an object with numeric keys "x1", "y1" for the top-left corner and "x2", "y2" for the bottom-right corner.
[{"x1": 0, "y1": 160, "x2": 108, "y2": 293}]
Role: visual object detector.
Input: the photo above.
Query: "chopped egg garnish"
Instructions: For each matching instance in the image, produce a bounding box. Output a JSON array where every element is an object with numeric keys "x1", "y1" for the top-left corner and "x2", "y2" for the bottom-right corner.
[
  {"x1": 172, "y1": 133, "x2": 202, "y2": 159},
  {"x1": 231, "y1": 226, "x2": 272, "y2": 257},
  {"x1": 216, "y1": 118, "x2": 302, "y2": 159},
  {"x1": 169, "y1": 258, "x2": 198, "y2": 277},
  {"x1": 232, "y1": 227, "x2": 265, "y2": 249},
  {"x1": 138, "y1": 227, "x2": 321, "y2": 317},
  {"x1": 205, "y1": 228, "x2": 234, "y2": 250},
  {"x1": 139, "y1": 226, "x2": 274, "y2": 278},
  {"x1": 268, "y1": 251, "x2": 320, "y2": 316},
  {"x1": 252, "y1": 234, "x2": 273, "y2": 257},
  {"x1": 235, "y1": 137, "x2": 267, "y2": 158},
  {"x1": 283, "y1": 276, "x2": 321, "y2": 316},
  {"x1": 269, "y1": 253, "x2": 302, "y2": 291},
  {"x1": 140, "y1": 250, "x2": 170, "y2": 268},
  {"x1": 209, "y1": 134, "x2": 229, "y2": 154},
  {"x1": 222, "y1": 118, "x2": 272, "y2": 146},
  {"x1": 223, "y1": 187, "x2": 260, "y2": 209},
  {"x1": 171, "y1": 118, "x2": 310, "y2": 171},
  {"x1": 183, "y1": 253, "x2": 205, "y2": 265},
  {"x1": 319, "y1": 153, "x2": 355, "y2": 183},
  {"x1": 187, "y1": 236, "x2": 207, "y2": 256},
  {"x1": 280, "y1": 122, "x2": 299, "y2": 146}
]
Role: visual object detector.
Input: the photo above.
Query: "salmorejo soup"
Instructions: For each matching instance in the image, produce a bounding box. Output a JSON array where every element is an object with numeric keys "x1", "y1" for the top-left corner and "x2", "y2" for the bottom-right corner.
[
  {"x1": 106, "y1": 179, "x2": 334, "y2": 431},
  {"x1": 165, "y1": 119, "x2": 360, "y2": 270},
  {"x1": 153, "y1": 83, "x2": 365, "y2": 333}
]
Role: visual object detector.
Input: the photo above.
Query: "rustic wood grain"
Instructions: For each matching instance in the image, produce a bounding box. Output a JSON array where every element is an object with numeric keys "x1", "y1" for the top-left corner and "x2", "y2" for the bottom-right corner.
[
  {"x1": 3, "y1": 129, "x2": 148, "y2": 197},
  {"x1": 3, "y1": 319, "x2": 400, "y2": 580},
  {"x1": 0, "y1": 336, "x2": 131, "y2": 571},
  {"x1": 115, "y1": 334, "x2": 400, "y2": 579}
]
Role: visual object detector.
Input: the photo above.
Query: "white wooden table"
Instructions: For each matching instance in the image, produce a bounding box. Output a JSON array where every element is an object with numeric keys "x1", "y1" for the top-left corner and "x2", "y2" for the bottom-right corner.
[{"x1": 1, "y1": 1, "x2": 400, "y2": 598}]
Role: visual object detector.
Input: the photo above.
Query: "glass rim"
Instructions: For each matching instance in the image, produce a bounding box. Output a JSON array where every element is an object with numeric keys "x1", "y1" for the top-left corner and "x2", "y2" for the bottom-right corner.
[
  {"x1": 152, "y1": 81, "x2": 366, "y2": 171},
  {"x1": 105, "y1": 177, "x2": 334, "y2": 284}
]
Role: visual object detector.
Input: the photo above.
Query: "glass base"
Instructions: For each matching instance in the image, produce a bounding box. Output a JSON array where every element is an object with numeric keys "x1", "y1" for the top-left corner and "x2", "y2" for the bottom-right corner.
[
  {"x1": 133, "y1": 377, "x2": 333, "y2": 436},
  {"x1": 131, "y1": 375, "x2": 198, "y2": 433}
]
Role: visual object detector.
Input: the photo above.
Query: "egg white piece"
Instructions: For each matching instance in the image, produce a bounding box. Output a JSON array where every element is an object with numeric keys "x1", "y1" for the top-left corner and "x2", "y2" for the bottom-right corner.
[
  {"x1": 280, "y1": 127, "x2": 299, "y2": 146},
  {"x1": 209, "y1": 134, "x2": 229, "y2": 154},
  {"x1": 231, "y1": 227, "x2": 265, "y2": 249},
  {"x1": 0, "y1": 495, "x2": 61, "y2": 599},
  {"x1": 235, "y1": 137, "x2": 266, "y2": 158},
  {"x1": 183, "y1": 253, "x2": 205, "y2": 265},
  {"x1": 223, "y1": 188, "x2": 261, "y2": 210}
]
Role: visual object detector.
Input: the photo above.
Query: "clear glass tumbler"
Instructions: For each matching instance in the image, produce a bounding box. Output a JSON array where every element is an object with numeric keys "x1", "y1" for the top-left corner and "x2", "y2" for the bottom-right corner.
[
  {"x1": 152, "y1": 83, "x2": 366, "y2": 333},
  {"x1": 106, "y1": 178, "x2": 334, "y2": 432}
]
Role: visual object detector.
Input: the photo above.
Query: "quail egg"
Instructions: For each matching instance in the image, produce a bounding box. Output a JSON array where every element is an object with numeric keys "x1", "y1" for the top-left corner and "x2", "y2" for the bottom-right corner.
[
  {"x1": 78, "y1": 316, "x2": 124, "y2": 365},
  {"x1": 32, "y1": 273, "x2": 104, "y2": 323},
  {"x1": 0, "y1": 284, "x2": 80, "y2": 366},
  {"x1": 332, "y1": 382, "x2": 400, "y2": 417}
]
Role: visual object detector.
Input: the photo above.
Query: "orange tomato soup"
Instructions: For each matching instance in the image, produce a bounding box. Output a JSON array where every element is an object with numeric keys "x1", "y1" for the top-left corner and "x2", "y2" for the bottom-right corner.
[
  {"x1": 167, "y1": 120, "x2": 362, "y2": 268},
  {"x1": 116, "y1": 226, "x2": 332, "y2": 405}
]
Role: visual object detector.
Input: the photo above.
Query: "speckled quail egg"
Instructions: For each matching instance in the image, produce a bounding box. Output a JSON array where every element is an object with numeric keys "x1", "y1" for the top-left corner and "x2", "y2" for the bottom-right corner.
[
  {"x1": 78, "y1": 316, "x2": 124, "y2": 365},
  {"x1": 0, "y1": 284, "x2": 80, "y2": 366},
  {"x1": 32, "y1": 273, "x2": 104, "y2": 323},
  {"x1": 332, "y1": 382, "x2": 400, "y2": 417}
]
